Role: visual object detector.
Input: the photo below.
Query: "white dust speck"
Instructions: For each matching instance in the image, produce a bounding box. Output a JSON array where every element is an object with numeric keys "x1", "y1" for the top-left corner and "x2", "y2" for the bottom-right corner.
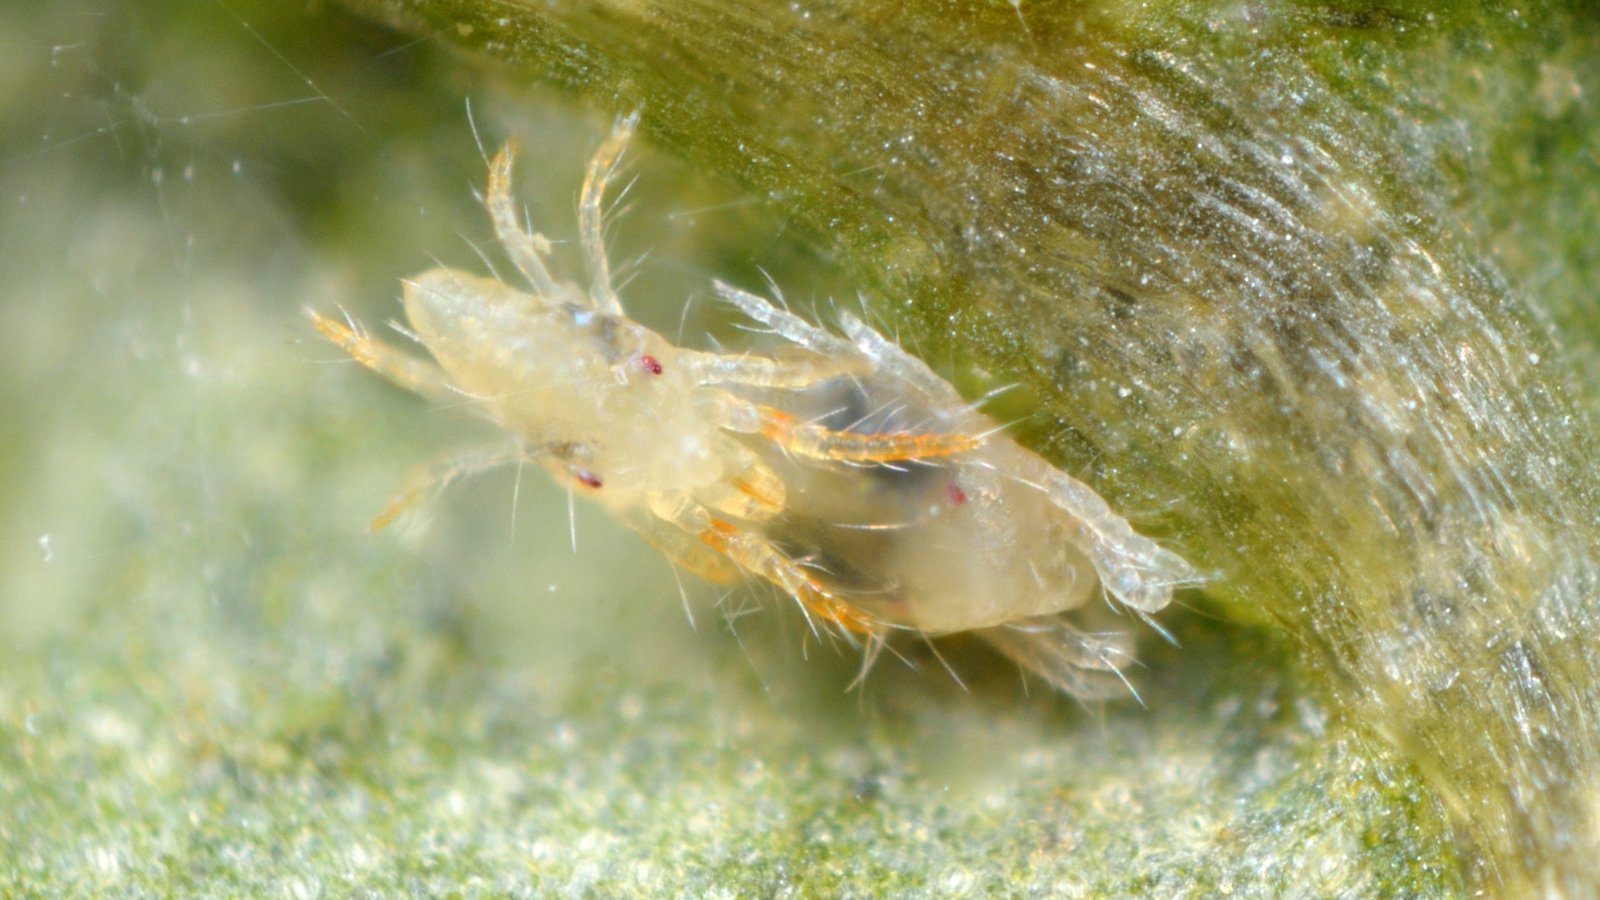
[{"x1": 942, "y1": 868, "x2": 976, "y2": 892}]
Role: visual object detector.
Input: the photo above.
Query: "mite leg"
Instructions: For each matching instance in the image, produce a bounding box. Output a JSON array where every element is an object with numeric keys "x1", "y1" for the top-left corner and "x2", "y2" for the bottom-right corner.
[
  {"x1": 485, "y1": 143, "x2": 565, "y2": 299},
  {"x1": 368, "y1": 443, "x2": 528, "y2": 531},
  {"x1": 712, "y1": 280, "x2": 863, "y2": 362},
  {"x1": 977, "y1": 617, "x2": 1139, "y2": 702},
  {"x1": 715, "y1": 393, "x2": 983, "y2": 463},
  {"x1": 993, "y1": 441, "x2": 1203, "y2": 614},
  {"x1": 308, "y1": 309, "x2": 458, "y2": 405},
  {"x1": 716, "y1": 283, "x2": 977, "y2": 416},
  {"x1": 646, "y1": 491, "x2": 883, "y2": 638},
  {"x1": 677, "y1": 347, "x2": 866, "y2": 389},
  {"x1": 837, "y1": 312, "x2": 969, "y2": 409},
  {"x1": 578, "y1": 112, "x2": 639, "y2": 316},
  {"x1": 619, "y1": 509, "x2": 742, "y2": 585}
]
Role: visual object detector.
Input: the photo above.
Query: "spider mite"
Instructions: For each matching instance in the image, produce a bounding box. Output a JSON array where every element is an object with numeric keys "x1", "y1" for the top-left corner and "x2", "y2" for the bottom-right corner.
[{"x1": 310, "y1": 114, "x2": 1201, "y2": 699}]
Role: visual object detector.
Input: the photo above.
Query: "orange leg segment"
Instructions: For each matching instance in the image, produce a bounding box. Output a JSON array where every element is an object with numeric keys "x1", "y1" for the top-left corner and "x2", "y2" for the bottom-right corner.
[
  {"x1": 696, "y1": 519, "x2": 880, "y2": 636},
  {"x1": 308, "y1": 309, "x2": 459, "y2": 405},
  {"x1": 757, "y1": 407, "x2": 982, "y2": 463}
]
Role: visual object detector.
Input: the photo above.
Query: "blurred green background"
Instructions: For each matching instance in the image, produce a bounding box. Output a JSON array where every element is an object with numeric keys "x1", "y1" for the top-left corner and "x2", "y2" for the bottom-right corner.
[{"x1": 3, "y1": 1, "x2": 1597, "y2": 895}]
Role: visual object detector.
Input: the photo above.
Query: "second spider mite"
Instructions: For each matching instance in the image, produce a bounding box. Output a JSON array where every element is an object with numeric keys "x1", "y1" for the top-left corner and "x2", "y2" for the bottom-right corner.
[{"x1": 312, "y1": 114, "x2": 1201, "y2": 699}]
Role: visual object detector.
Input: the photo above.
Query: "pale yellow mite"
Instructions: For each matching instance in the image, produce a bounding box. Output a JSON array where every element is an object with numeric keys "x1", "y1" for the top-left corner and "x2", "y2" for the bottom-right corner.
[{"x1": 311, "y1": 114, "x2": 1201, "y2": 699}]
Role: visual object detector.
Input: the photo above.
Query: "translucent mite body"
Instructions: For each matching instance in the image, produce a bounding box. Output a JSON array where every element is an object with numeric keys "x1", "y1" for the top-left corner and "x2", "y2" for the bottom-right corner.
[{"x1": 311, "y1": 116, "x2": 1200, "y2": 699}]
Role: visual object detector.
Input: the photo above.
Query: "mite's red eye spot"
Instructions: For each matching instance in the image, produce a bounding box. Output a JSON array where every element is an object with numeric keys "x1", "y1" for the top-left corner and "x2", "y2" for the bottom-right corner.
[
  {"x1": 577, "y1": 470, "x2": 603, "y2": 489},
  {"x1": 946, "y1": 483, "x2": 968, "y2": 506},
  {"x1": 639, "y1": 354, "x2": 663, "y2": 376}
]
